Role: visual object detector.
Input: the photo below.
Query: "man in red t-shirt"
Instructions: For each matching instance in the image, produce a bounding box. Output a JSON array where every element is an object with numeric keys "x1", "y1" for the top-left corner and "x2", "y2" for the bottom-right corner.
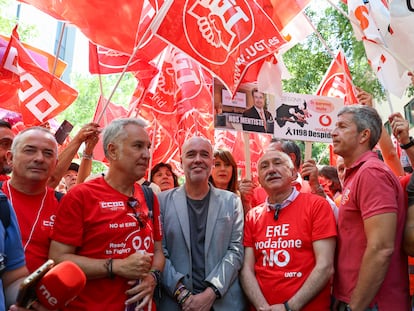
[
  {"x1": 49, "y1": 118, "x2": 165, "y2": 311},
  {"x1": 241, "y1": 150, "x2": 337, "y2": 311},
  {"x1": 332, "y1": 105, "x2": 409, "y2": 311},
  {"x1": 1, "y1": 127, "x2": 60, "y2": 273}
]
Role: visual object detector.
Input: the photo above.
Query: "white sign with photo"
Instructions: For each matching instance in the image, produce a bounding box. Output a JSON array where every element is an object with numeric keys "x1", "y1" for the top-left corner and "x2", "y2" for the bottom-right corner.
[{"x1": 274, "y1": 92, "x2": 344, "y2": 143}]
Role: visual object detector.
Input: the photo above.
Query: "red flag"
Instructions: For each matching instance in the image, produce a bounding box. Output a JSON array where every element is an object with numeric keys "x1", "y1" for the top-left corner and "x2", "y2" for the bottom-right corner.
[
  {"x1": 139, "y1": 47, "x2": 214, "y2": 175},
  {"x1": 88, "y1": 42, "x2": 159, "y2": 82},
  {"x1": 0, "y1": 34, "x2": 67, "y2": 77},
  {"x1": 257, "y1": 0, "x2": 312, "y2": 31},
  {"x1": 0, "y1": 26, "x2": 77, "y2": 126},
  {"x1": 153, "y1": 1, "x2": 286, "y2": 95},
  {"x1": 329, "y1": 144, "x2": 338, "y2": 166},
  {"x1": 19, "y1": 0, "x2": 165, "y2": 55},
  {"x1": 92, "y1": 96, "x2": 128, "y2": 163},
  {"x1": 316, "y1": 50, "x2": 358, "y2": 105}
]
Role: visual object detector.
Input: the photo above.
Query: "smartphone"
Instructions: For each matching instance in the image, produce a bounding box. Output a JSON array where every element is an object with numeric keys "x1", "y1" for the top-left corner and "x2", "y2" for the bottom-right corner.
[
  {"x1": 55, "y1": 120, "x2": 74, "y2": 145},
  {"x1": 16, "y1": 259, "x2": 55, "y2": 308}
]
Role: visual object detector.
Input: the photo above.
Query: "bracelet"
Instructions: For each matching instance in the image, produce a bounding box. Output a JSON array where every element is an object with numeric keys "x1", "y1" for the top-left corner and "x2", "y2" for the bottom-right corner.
[
  {"x1": 174, "y1": 284, "x2": 187, "y2": 299},
  {"x1": 177, "y1": 289, "x2": 190, "y2": 303},
  {"x1": 400, "y1": 137, "x2": 414, "y2": 150},
  {"x1": 150, "y1": 269, "x2": 161, "y2": 286},
  {"x1": 284, "y1": 300, "x2": 293, "y2": 311},
  {"x1": 105, "y1": 258, "x2": 114, "y2": 279},
  {"x1": 81, "y1": 152, "x2": 93, "y2": 160},
  {"x1": 208, "y1": 284, "x2": 221, "y2": 299},
  {"x1": 178, "y1": 290, "x2": 192, "y2": 305}
]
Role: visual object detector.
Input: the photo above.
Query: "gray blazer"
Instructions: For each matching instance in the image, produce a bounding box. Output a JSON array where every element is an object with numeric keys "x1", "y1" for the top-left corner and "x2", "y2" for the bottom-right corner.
[{"x1": 158, "y1": 185, "x2": 247, "y2": 311}]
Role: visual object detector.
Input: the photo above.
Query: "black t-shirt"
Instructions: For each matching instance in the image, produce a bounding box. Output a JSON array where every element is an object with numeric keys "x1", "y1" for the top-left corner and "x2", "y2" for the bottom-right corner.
[{"x1": 187, "y1": 190, "x2": 210, "y2": 293}]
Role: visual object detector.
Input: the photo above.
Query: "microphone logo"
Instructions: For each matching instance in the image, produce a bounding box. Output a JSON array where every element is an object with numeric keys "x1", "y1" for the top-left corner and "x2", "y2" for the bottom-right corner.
[{"x1": 37, "y1": 284, "x2": 58, "y2": 307}]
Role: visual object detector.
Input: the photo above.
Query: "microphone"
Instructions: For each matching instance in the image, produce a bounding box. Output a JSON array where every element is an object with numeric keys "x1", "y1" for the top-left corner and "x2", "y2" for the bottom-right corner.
[{"x1": 35, "y1": 261, "x2": 86, "y2": 309}]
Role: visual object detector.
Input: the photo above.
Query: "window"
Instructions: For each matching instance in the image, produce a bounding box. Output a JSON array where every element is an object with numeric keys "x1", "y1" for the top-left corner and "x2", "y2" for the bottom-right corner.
[{"x1": 403, "y1": 98, "x2": 414, "y2": 128}]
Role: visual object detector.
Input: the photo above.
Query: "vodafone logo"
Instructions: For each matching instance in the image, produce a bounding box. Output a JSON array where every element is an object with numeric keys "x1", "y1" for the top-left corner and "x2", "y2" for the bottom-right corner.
[
  {"x1": 319, "y1": 115, "x2": 332, "y2": 127},
  {"x1": 184, "y1": 0, "x2": 254, "y2": 64}
]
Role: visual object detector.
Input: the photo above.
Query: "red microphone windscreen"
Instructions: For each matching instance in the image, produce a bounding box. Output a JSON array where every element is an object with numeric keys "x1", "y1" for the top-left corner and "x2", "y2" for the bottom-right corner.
[{"x1": 35, "y1": 261, "x2": 86, "y2": 309}]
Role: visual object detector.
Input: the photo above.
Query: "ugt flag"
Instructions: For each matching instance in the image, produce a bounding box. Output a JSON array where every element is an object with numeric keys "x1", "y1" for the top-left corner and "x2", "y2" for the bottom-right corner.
[{"x1": 152, "y1": 0, "x2": 286, "y2": 96}]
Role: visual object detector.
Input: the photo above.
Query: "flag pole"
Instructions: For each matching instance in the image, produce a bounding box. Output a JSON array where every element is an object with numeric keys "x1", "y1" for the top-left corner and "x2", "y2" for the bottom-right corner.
[
  {"x1": 95, "y1": 45, "x2": 140, "y2": 123},
  {"x1": 51, "y1": 22, "x2": 66, "y2": 77},
  {"x1": 243, "y1": 132, "x2": 252, "y2": 180},
  {"x1": 127, "y1": 46, "x2": 168, "y2": 117},
  {"x1": 147, "y1": 121, "x2": 157, "y2": 181},
  {"x1": 96, "y1": 0, "x2": 173, "y2": 123},
  {"x1": 303, "y1": 13, "x2": 357, "y2": 94}
]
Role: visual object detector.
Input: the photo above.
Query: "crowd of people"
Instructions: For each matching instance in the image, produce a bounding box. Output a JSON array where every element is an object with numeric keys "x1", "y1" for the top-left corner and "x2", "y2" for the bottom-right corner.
[{"x1": 1, "y1": 87, "x2": 414, "y2": 311}]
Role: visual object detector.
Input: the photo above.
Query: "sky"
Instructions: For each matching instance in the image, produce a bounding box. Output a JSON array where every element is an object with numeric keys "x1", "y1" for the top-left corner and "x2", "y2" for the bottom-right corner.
[{"x1": 3, "y1": 2, "x2": 89, "y2": 74}]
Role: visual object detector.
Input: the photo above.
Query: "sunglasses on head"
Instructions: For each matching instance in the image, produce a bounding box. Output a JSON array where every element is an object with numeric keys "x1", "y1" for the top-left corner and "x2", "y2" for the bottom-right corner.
[{"x1": 127, "y1": 197, "x2": 146, "y2": 228}]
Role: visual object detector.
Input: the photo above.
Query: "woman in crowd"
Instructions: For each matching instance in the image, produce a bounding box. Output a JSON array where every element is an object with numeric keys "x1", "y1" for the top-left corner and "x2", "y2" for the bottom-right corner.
[
  {"x1": 209, "y1": 148, "x2": 239, "y2": 194},
  {"x1": 150, "y1": 162, "x2": 179, "y2": 191},
  {"x1": 318, "y1": 165, "x2": 342, "y2": 205}
]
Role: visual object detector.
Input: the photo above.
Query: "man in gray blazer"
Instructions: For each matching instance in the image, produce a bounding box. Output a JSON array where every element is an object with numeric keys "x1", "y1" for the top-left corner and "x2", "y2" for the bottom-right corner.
[{"x1": 158, "y1": 136, "x2": 247, "y2": 311}]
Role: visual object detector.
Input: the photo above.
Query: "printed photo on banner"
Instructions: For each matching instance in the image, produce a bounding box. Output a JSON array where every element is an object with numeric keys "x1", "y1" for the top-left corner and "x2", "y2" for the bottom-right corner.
[
  {"x1": 274, "y1": 92, "x2": 343, "y2": 143},
  {"x1": 213, "y1": 79, "x2": 276, "y2": 135}
]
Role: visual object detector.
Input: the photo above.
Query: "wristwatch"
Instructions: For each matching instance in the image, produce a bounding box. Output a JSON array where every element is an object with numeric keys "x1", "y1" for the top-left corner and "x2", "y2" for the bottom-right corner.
[
  {"x1": 400, "y1": 137, "x2": 414, "y2": 149},
  {"x1": 345, "y1": 305, "x2": 352, "y2": 311}
]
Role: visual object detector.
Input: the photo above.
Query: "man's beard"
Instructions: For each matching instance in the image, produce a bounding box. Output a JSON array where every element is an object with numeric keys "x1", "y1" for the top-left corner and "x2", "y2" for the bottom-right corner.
[{"x1": 0, "y1": 165, "x2": 12, "y2": 175}]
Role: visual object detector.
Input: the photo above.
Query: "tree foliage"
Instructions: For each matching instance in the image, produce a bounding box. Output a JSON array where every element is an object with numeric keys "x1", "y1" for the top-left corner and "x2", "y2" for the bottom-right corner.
[
  {"x1": 283, "y1": 4, "x2": 384, "y2": 99},
  {"x1": 57, "y1": 73, "x2": 136, "y2": 133},
  {"x1": 281, "y1": 4, "x2": 388, "y2": 165},
  {"x1": 0, "y1": 0, "x2": 38, "y2": 40}
]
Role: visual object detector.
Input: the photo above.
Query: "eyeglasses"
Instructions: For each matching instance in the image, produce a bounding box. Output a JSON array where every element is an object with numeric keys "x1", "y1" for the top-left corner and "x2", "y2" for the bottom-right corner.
[{"x1": 127, "y1": 197, "x2": 146, "y2": 228}]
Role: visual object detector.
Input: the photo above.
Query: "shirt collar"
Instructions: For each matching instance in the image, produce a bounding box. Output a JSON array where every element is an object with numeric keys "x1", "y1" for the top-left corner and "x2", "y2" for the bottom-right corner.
[
  {"x1": 254, "y1": 106, "x2": 264, "y2": 115},
  {"x1": 266, "y1": 187, "x2": 300, "y2": 212},
  {"x1": 344, "y1": 150, "x2": 378, "y2": 181}
]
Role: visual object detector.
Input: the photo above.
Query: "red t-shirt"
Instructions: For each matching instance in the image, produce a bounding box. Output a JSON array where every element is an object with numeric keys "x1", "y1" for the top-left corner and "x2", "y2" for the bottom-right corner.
[
  {"x1": 51, "y1": 177, "x2": 162, "y2": 311},
  {"x1": 244, "y1": 193, "x2": 337, "y2": 310},
  {"x1": 399, "y1": 174, "x2": 414, "y2": 295},
  {"x1": 333, "y1": 151, "x2": 409, "y2": 310},
  {"x1": 2, "y1": 182, "x2": 59, "y2": 273}
]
